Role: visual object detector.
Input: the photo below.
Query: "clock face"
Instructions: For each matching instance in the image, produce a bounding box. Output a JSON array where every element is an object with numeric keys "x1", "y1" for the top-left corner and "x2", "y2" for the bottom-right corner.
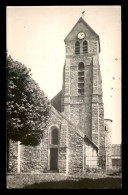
[{"x1": 78, "y1": 32, "x2": 85, "y2": 39}]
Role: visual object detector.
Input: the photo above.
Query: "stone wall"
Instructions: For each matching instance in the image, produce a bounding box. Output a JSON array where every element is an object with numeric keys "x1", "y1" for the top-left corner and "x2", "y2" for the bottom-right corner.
[
  {"x1": 99, "y1": 104, "x2": 105, "y2": 150},
  {"x1": 61, "y1": 64, "x2": 65, "y2": 112},
  {"x1": 65, "y1": 20, "x2": 97, "y2": 41},
  {"x1": 65, "y1": 18, "x2": 100, "y2": 56},
  {"x1": 8, "y1": 106, "x2": 85, "y2": 175},
  {"x1": 63, "y1": 18, "x2": 101, "y2": 142},
  {"x1": 62, "y1": 54, "x2": 105, "y2": 149},
  {"x1": 8, "y1": 17, "x2": 106, "y2": 175},
  {"x1": 92, "y1": 102, "x2": 99, "y2": 146},
  {"x1": 8, "y1": 140, "x2": 18, "y2": 172},
  {"x1": 104, "y1": 119, "x2": 112, "y2": 170},
  {"x1": 8, "y1": 106, "x2": 100, "y2": 175},
  {"x1": 80, "y1": 97, "x2": 92, "y2": 139},
  {"x1": 8, "y1": 108, "x2": 67, "y2": 173},
  {"x1": 70, "y1": 104, "x2": 79, "y2": 127},
  {"x1": 20, "y1": 145, "x2": 44, "y2": 173},
  {"x1": 68, "y1": 124, "x2": 84, "y2": 175},
  {"x1": 8, "y1": 125, "x2": 49, "y2": 173},
  {"x1": 92, "y1": 55, "x2": 105, "y2": 156},
  {"x1": 63, "y1": 55, "x2": 93, "y2": 139}
]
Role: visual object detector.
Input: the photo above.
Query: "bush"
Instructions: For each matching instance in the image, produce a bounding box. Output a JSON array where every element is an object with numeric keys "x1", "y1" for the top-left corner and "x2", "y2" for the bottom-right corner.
[
  {"x1": 86, "y1": 166, "x2": 91, "y2": 173},
  {"x1": 92, "y1": 168, "x2": 99, "y2": 173},
  {"x1": 85, "y1": 167, "x2": 99, "y2": 174},
  {"x1": 107, "y1": 168, "x2": 122, "y2": 176}
]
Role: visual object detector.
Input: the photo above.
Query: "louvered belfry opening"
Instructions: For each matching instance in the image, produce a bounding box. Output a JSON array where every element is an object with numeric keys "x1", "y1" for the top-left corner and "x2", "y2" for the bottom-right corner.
[
  {"x1": 75, "y1": 41, "x2": 80, "y2": 54},
  {"x1": 83, "y1": 40, "x2": 88, "y2": 54},
  {"x1": 78, "y1": 62, "x2": 84, "y2": 95}
]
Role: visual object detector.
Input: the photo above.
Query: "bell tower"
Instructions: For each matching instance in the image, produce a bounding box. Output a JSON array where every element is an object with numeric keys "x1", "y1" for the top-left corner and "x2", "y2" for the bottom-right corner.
[{"x1": 61, "y1": 17, "x2": 105, "y2": 149}]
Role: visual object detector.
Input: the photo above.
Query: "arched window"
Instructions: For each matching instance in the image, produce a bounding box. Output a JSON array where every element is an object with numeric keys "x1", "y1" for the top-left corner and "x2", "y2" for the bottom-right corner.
[
  {"x1": 75, "y1": 41, "x2": 80, "y2": 54},
  {"x1": 51, "y1": 128, "x2": 58, "y2": 145},
  {"x1": 78, "y1": 62, "x2": 84, "y2": 71},
  {"x1": 83, "y1": 40, "x2": 88, "y2": 54},
  {"x1": 49, "y1": 127, "x2": 59, "y2": 171}
]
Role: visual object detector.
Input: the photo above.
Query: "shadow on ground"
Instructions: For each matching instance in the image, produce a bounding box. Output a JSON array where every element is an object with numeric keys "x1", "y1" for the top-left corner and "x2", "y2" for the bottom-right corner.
[{"x1": 24, "y1": 177, "x2": 122, "y2": 189}]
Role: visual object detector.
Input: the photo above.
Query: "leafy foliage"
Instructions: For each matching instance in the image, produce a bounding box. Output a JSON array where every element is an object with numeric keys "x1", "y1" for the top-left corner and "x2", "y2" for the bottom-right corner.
[{"x1": 6, "y1": 55, "x2": 51, "y2": 146}]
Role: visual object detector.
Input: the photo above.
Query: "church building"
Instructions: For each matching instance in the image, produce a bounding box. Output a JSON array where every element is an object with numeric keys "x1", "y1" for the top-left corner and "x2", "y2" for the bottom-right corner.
[{"x1": 7, "y1": 17, "x2": 118, "y2": 175}]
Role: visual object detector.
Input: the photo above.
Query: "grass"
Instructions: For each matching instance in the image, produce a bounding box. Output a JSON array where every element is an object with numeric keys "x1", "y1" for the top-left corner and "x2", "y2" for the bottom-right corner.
[
  {"x1": 24, "y1": 178, "x2": 122, "y2": 189},
  {"x1": 7, "y1": 173, "x2": 122, "y2": 189}
]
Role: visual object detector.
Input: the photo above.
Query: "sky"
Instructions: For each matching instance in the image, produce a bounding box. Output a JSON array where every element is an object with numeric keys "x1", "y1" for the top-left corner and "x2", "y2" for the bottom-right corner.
[{"x1": 6, "y1": 6, "x2": 121, "y2": 144}]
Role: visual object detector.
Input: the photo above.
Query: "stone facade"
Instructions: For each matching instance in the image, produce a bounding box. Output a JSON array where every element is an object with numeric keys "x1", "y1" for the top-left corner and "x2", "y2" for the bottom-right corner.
[
  {"x1": 61, "y1": 17, "x2": 105, "y2": 155},
  {"x1": 104, "y1": 119, "x2": 113, "y2": 170},
  {"x1": 7, "y1": 17, "x2": 116, "y2": 175},
  {"x1": 8, "y1": 140, "x2": 18, "y2": 172},
  {"x1": 8, "y1": 106, "x2": 97, "y2": 175}
]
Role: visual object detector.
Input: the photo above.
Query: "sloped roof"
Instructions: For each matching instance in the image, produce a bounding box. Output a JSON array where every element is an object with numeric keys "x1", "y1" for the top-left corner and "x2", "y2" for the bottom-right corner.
[
  {"x1": 50, "y1": 104, "x2": 98, "y2": 150},
  {"x1": 64, "y1": 17, "x2": 101, "y2": 52},
  {"x1": 51, "y1": 90, "x2": 62, "y2": 112}
]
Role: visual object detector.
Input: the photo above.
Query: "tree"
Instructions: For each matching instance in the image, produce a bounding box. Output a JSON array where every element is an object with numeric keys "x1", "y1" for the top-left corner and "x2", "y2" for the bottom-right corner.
[{"x1": 6, "y1": 54, "x2": 51, "y2": 146}]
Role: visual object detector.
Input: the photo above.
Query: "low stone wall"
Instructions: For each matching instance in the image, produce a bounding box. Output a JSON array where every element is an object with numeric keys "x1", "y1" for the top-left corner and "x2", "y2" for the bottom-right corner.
[{"x1": 8, "y1": 141, "x2": 18, "y2": 172}]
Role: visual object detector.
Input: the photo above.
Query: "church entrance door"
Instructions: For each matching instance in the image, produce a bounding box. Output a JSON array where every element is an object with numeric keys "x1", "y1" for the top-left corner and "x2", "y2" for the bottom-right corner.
[{"x1": 50, "y1": 148, "x2": 58, "y2": 171}]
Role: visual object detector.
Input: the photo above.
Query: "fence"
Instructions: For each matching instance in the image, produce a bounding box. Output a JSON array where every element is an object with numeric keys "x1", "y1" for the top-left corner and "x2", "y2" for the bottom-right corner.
[{"x1": 84, "y1": 146, "x2": 121, "y2": 174}]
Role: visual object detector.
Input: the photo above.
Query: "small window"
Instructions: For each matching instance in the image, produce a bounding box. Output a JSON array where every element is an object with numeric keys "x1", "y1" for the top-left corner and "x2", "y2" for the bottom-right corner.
[
  {"x1": 83, "y1": 40, "x2": 88, "y2": 54},
  {"x1": 51, "y1": 128, "x2": 58, "y2": 145},
  {"x1": 78, "y1": 77, "x2": 84, "y2": 82},
  {"x1": 75, "y1": 41, "x2": 80, "y2": 54},
  {"x1": 78, "y1": 62, "x2": 84, "y2": 71},
  {"x1": 78, "y1": 72, "x2": 84, "y2": 77},
  {"x1": 112, "y1": 159, "x2": 121, "y2": 167},
  {"x1": 78, "y1": 83, "x2": 84, "y2": 89},
  {"x1": 78, "y1": 88, "x2": 84, "y2": 95}
]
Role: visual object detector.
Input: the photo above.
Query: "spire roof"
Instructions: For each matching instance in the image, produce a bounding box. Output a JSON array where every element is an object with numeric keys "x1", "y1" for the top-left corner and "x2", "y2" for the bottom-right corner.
[{"x1": 64, "y1": 17, "x2": 101, "y2": 52}]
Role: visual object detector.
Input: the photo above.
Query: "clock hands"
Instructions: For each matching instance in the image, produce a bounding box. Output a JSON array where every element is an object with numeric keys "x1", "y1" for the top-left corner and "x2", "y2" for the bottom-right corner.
[{"x1": 78, "y1": 32, "x2": 85, "y2": 39}]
